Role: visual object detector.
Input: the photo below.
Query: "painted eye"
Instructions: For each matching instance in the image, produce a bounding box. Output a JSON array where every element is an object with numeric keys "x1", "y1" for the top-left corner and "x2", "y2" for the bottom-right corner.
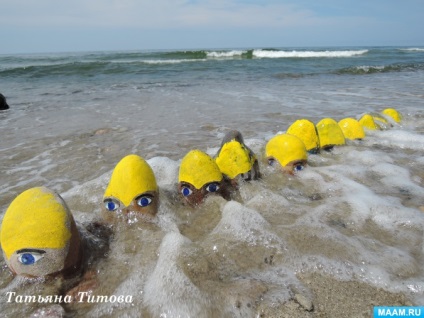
[
  {"x1": 294, "y1": 163, "x2": 304, "y2": 172},
  {"x1": 206, "y1": 183, "x2": 220, "y2": 193},
  {"x1": 181, "y1": 187, "x2": 192, "y2": 197},
  {"x1": 268, "y1": 158, "x2": 276, "y2": 166},
  {"x1": 104, "y1": 199, "x2": 120, "y2": 211},
  {"x1": 136, "y1": 196, "x2": 152, "y2": 207},
  {"x1": 17, "y1": 253, "x2": 44, "y2": 265}
]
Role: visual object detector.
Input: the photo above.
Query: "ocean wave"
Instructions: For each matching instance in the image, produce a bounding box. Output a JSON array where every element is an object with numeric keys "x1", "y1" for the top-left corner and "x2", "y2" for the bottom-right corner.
[
  {"x1": 206, "y1": 50, "x2": 247, "y2": 58},
  {"x1": 335, "y1": 63, "x2": 424, "y2": 75},
  {"x1": 105, "y1": 48, "x2": 369, "y2": 61},
  {"x1": 156, "y1": 49, "x2": 254, "y2": 59},
  {"x1": 141, "y1": 59, "x2": 207, "y2": 64},
  {"x1": 180, "y1": 48, "x2": 369, "y2": 59},
  {"x1": 2, "y1": 48, "x2": 424, "y2": 79},
  {"x1": 399, "y1": 48, "x2": 424, "y2": 52},
  {"x1": 252, "y1": 49, "x2": 368, "y2": 58},
  {"x1": 158, "y1": 50, "x2": 208, "y2": 59},
  {"x1": 0, "y1": 61, "x2": 112, "y2": 78},
  {"x1": 0, "y1": 59, "x2": 211, "y2": 78}
]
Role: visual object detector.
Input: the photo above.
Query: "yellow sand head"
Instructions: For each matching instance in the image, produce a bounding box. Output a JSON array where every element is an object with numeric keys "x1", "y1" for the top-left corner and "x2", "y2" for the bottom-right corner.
[
  {"x1": 338, "y1": 118, "x2": 366, "y2": 140},
  {"x1": 265, "y1": 134, "x2": 307, "y2": 167},
  {"x1": 316, "y1": 118, "x2": 346, "y2": 148},
  {"x1": 1, "y1": 187, "x2": 73, "y2": 260},
  {"x1": 104, "y1": 154, "x2": 158, "y2": 206},
  {"x1": 215, "y1": 140, "x2": 256, "y2": 179},
  {"x1": 382, "y1": 108, "x2": 402, "y2": 123},
  {"x1": 359, "y1": 114, "x2": 379, "y2": 130},
  {"x1": 179, "y1": 150, "x2": 223, "y2": 189},
  {"x1": 286, "y1": 119, "x2": 320, "y2": 152}
]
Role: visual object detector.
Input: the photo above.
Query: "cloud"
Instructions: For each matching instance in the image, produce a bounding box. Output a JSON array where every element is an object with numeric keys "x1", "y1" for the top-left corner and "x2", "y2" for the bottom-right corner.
[
  {"x1": 0, "y1": 0, "x2": 332, "y2": 29},
  {"x1": 172, "y1": 2, "x2": 320, "y2": 28},
  {"x1": 3, "y1": 0, "x2": 420, "y2": 53}
]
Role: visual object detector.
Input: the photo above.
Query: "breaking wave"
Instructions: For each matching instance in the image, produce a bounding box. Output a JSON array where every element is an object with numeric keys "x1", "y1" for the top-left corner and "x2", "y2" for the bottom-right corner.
[{"x1": 251, "y1": 49, "x2": 368, "y2": 58}]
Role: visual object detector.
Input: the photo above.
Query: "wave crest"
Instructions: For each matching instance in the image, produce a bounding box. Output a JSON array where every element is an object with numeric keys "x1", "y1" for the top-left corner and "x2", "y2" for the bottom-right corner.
[
  {"x1": 252, "y1": 49, "x2": 368, "y2": 58},
  {"x1": 400, "y1": 48, "x2": 424, "y2": 52},
  {"x1": 206, "y1": 50, "x2": 247, "y2": 58}
]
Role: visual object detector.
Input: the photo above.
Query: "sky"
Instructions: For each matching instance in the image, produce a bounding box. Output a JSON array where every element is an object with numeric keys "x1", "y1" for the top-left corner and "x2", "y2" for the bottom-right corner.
[{"x1": 1, "y1": 0, "x2": 423, "y2": 54}]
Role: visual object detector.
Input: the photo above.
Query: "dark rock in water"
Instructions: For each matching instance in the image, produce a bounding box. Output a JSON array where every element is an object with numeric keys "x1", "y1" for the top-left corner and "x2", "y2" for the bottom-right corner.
[
  {"x1": 294, "y1": 293, "x2": 314, "y2": 311},
  {"x1": 309, "y1": 193, "x2": 323, "y2": 201},
  {"x1": 220, "y1": 130, "x2": 245, "y2": 145},
  {"x1": 0, "y1": 94, "x2": 9, "y2": 110}
]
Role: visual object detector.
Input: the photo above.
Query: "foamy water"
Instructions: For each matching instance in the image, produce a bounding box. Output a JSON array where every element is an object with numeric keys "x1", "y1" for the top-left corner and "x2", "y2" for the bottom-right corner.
[
  {"x1": 1, "y1": 47, "x2": 424, "y2": 316},
  {"x1": 71, "y1": 119, "x2": 424, "y2": 316},
  {"x1": 252, "y1": 49, "x2": 368, "y2": 58}
]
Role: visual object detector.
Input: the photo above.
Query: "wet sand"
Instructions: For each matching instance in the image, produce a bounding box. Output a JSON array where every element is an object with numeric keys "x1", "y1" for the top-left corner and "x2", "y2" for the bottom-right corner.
[{"x1": 258, "y1": 272, "x2": 412, "y2": 318}]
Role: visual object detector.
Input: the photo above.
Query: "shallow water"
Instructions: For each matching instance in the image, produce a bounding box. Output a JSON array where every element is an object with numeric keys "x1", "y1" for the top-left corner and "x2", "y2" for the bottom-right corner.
[{"x1": 1, "y1": 47, "x2": 424, "y2": 317}]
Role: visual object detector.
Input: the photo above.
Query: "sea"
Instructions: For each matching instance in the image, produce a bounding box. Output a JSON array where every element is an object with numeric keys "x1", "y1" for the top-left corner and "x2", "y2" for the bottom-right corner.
[{"x1": 0, "y1": 46, "x2": 424, "y2": 317}]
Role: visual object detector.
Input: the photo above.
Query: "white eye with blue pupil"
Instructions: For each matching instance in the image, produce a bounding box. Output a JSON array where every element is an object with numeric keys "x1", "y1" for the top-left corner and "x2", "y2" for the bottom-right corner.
[
  {"x1": 18, "y1": 253, "x2": 43, "y2": 265},
  {"x1": 137, "y1": 196, "x2": 152, "y2": 207},
  {"x1": 268, "y1": 159, "x2": 276, "y2": 166},
  {"x1": 182, "y1": 187, "x2": 192, "y2": 197},
  {"x1": 206, "y1": 183, "x2": 219, "y2": 193},
  {"x1": 104, "y1": 200, "x2": 119, "y2": 211},
  {"x1": 294, "y1": 164, "x2": 304, "y2": 171}
]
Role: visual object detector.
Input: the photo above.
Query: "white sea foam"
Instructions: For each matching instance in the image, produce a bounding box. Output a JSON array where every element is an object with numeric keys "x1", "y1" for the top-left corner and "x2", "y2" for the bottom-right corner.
[
  {"x1": 354, "y1": 65, "x2": 386, "y2": 72},
  {"x1": 212, "y1": 201, "x2": 283, "y2": 248},
  {"x1": 61, "y1": 170, "x2": 110, "y2": 222},
  {"x1": 144, "y1": 232, "x2": 211, "y2": 317},
  {"x1": 400, "y1": 48, "x2": 424, "y2": 52},
  {"x1": 142, "y1": 58, "x2": 206, "y2": 64},
  {"x1": 206, "y1": 50, "x2": 246, "y2": 58},
  {"x1": 147, "y1": 156, "x2": 179, "y2": 191},
  {"x1": 252, "y1": 49, "x2": 368, "y2": 58},
  {"x1": 370, "y1": 129, "x2": 424, "y2": 151}
]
